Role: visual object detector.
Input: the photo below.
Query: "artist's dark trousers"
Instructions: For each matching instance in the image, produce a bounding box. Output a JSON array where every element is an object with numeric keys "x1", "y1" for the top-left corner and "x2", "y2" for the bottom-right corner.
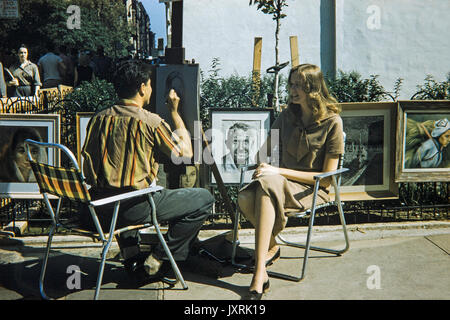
[{"x1": 85, "y1": 187, "x2": 214, "y2": 261}]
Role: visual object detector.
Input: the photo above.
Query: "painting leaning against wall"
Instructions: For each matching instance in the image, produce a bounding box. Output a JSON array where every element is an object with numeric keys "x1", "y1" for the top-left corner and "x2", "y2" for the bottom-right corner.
[{"x1": 395, "y1": 100, "x2": 450, "y2": 182}]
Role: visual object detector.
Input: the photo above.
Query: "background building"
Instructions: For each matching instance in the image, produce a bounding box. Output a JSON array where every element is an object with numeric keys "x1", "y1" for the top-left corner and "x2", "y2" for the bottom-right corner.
[
  {"x1": 182, "y1": 0, "x2": 450, "y2": 99},
  {"x1": 124, "y1": 0, "x2": 152, "y2": 58}
]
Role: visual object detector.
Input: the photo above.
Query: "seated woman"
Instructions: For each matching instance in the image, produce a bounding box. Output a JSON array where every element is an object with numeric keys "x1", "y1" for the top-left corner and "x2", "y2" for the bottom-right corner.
[{"x1": 237, "y1": 64, "x2": 344, "y2": 300}]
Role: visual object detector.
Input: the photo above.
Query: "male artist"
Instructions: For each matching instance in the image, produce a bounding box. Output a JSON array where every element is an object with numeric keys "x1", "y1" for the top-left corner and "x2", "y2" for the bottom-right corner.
[{"x1": 81, "y1": 60, "x2": 214, "y2": 282}]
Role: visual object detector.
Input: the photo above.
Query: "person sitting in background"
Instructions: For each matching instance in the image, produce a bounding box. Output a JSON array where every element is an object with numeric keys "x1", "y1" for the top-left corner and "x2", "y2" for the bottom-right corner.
[{"x1": 7, "y1": 45, "x2": 41, "y2": 97}]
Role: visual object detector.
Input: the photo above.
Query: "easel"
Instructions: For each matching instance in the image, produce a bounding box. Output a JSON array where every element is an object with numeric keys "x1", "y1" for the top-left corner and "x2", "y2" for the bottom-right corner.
[{"x1": 161, "y1": 0, "x2": 238, "y2": 229}]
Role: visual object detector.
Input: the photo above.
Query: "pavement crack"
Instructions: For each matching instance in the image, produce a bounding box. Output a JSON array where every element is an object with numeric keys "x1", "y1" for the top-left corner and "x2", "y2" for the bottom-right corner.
[{"x1": 424, "y1": 236, "x2": 450, "y2": 256}]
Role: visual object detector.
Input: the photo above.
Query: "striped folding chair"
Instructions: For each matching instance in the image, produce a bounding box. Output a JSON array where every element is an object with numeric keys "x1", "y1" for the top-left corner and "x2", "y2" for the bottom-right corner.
[
  {"x1": 230, "y1": 132, "x2": 350, "y2": 282},
  {"x1": 25, "y1": 139, "x2": 187, "y2": 300}
]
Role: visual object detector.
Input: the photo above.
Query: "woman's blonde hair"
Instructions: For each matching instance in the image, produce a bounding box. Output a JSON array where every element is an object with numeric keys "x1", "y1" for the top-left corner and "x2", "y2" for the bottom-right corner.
[{"x1": 288, "y1": 64, "x2": 340, "y2": 123}]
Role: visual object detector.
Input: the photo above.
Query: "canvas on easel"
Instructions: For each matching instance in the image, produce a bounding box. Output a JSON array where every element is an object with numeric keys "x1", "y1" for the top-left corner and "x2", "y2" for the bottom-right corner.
[{"x1": 154, "y1": 64, "x2": 200, "y2": 141}]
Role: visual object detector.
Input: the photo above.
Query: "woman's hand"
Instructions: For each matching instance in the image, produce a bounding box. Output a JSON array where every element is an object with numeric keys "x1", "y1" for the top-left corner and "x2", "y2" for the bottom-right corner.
[{"x1": 252, "y1": 162, "x2": 279, "y2": 179}]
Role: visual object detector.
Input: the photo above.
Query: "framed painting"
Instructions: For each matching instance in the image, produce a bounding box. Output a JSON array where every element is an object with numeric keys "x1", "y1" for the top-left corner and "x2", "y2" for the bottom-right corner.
[
  {"x1": 76, "y1": 112, "x2": 94, "y2": 166},
  {"x1": 337, "y1": 102, "x2": 398, "y2": 201},
  {"x1": 209, "y1": 108, "x2": 273, "y2": 185},
  {"x1": 395, "y1": 100, "x2": 450, "y2": 182},
  {"x1": 0, "y1": 113, "x2": 60, "y2": 198}
]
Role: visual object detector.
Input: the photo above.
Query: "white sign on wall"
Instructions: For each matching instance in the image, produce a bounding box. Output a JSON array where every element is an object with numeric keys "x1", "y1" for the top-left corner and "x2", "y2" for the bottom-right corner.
[{"x1": 0, "y1": 0, "x2": 19, "y2": 19}]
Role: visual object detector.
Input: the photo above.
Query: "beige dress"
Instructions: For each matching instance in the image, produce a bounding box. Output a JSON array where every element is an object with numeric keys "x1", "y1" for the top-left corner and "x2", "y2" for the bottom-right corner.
[{"x1": 240, "y1": 104, "x2": 345, "y2": 236}]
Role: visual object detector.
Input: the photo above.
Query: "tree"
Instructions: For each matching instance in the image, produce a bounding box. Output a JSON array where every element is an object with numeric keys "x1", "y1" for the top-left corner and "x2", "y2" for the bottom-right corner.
[
  {"x1": 0, "y1": 0, "x2": 131, "y2": 63},
  {"x1": 249, "y1": 0, "x2": 288, "y2": 111}
]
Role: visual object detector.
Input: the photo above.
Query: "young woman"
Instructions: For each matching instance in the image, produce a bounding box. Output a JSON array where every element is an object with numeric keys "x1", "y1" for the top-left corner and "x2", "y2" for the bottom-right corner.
[
  {"x1": 237, "y1": 64, "x2": 345, "y2": 300},
  {"x1": 7, "y1": 45, "x2": 41, "y2": 97}
]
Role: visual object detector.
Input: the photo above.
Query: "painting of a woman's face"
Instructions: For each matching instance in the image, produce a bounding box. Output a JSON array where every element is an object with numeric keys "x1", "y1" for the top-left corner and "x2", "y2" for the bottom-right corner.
[{"x1": 180, "y1": 165, "x2": 198, "y2": 188}]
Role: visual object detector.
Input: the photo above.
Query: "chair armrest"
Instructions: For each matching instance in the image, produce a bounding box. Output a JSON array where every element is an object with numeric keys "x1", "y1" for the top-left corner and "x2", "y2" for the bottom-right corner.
[
  {"x1": 313, "y1": 168, "x2": 349, "y2": 180},
  {"x1": 240, "y1": 164, "x2": 259, "y2": 173},
  {"x1": 90, "y1": 186, "x2": 164, "y2": 207}
]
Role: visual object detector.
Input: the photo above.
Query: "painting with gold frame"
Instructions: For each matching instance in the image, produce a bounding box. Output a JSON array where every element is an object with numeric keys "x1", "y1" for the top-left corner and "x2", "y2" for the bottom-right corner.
[{"x1": 395, "y1": 100, "x2": 450, "y2": 182}]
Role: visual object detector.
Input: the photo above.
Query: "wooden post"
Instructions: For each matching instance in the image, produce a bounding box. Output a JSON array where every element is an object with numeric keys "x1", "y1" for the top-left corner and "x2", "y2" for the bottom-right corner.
[
  {"x1": 252, "y1": 37, "x2": 263, "y2": 107},
  {"x1": 166, "y1": 0, "x2": 185, "y2": 64},
  {"x1": 289, "y1": 36, "x2": 299, "y2": 67}
]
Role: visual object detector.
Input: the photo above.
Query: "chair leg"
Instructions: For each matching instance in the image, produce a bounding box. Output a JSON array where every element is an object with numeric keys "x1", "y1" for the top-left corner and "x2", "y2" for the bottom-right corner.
[
  {"x1": 147, "y1": 194, "x2": 188, "y2": 290},
  {"x1": 39, "y1": 224, "x2": 55, "y2": 300},
  {"x1": 93, "y1": 202, "x2": 120, "y2": 300},
  {"x1": 231, "y1": 207, "x2": 247, "y2": 269}
]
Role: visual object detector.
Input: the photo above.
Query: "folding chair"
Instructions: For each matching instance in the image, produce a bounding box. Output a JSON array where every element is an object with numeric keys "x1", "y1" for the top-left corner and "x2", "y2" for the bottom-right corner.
[
  {"x1": 231, "y1": 133, "x2": 350, "y2": 282},
  {"x1": 25, "y1": 139, "x2": 187, "y2": 300}
]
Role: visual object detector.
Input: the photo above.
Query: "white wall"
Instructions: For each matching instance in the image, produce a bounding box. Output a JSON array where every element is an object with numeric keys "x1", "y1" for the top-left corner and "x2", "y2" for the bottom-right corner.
[
  {"x1": 183, "y1": 0, "x2": 450, "y2": 99},
  {"x1": 183, "y1": 0, "x2": 321, "y2": 78},
  {"x1": 336, "y1": 0, "x2": 450, "y2": 99}
]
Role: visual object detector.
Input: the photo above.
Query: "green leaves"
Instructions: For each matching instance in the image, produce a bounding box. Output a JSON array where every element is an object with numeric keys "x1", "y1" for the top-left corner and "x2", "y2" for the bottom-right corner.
[
  {"x1": 0, "y1": 0, "x2": 130, "y2": 60},
  {"x1": 249, "y1": 0, "x2": 289, "y2": 20},
  {"x1": 413, "y1": 74, "x2": 450, "y2": 100}
]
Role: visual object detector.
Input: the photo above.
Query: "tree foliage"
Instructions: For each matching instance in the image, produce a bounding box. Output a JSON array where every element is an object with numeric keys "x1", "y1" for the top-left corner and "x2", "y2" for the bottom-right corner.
[
  {"x1": 249, "y1": 0, "x2": 289, "y2": 111},
  {"x1": 0, "y1": 0, "x2": 131, "y2": 63},
  {"x1": 249, "y1": 0, "x2": 288, "y2": 20}
]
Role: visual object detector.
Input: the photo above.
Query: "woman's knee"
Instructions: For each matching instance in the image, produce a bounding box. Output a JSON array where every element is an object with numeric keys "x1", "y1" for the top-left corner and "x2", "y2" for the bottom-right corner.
[{"x1": 238, "y1": 190, "x2": 255, "y2": 215}]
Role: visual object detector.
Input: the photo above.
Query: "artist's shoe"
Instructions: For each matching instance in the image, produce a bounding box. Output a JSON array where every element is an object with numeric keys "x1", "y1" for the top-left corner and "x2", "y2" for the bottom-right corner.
[
  {"x1": 245, "y1": 280, "x2": 270, "y2": 300},
  {"x1": 123, "y1": 252, "x2": 149, "y2": 276},
  {"x1": 144, "y1": 253, "x2": 164, "y2": 276}
]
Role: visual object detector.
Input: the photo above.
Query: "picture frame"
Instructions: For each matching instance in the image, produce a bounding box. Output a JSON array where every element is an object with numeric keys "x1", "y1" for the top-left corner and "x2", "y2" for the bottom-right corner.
[
  {"x1": 76, "y1": 112, "x2": 94, "y2": 166},
  {"x1": 395, "y1": 100, "x2": 450, "y2": 182},
  {"x1": 337, "y1": 102, "x2": 398, "y2": 201},
  {"x1": 209, "y1": 108, "x2": 273, "y2": 185},
  {"x1": 0, "y1": 113, "x2": 60, "y2": 198}
]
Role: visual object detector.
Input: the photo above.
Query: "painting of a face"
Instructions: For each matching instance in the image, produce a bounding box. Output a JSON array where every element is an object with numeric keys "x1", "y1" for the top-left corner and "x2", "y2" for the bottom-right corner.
[
  {"x1": 439, "y1": 130, "x2": 450, "y2": 148},
  {"x1": 227, "y1": 128, "x2": 251, "y2": 165},
  {"x1": 180, "y1": 165, "x2": 198, "y2": 188},
  {"x1": 155, "y1": 64, "x2": 200, "y2": 139}
]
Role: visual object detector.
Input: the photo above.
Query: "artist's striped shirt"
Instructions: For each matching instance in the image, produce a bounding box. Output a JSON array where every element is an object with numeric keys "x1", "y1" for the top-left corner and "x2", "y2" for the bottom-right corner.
[{"x1": 81, "y1": 102, "x2": 181, "y2": 190}]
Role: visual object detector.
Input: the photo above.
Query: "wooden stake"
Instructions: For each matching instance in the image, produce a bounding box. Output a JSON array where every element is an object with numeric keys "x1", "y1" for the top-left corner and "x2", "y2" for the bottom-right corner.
[
  {"x1": 290, "y1": 36, "x2": 299, "y2": 67},
  {"x1": 252, "y1": 37, "x2": 262, "y2": 107}
]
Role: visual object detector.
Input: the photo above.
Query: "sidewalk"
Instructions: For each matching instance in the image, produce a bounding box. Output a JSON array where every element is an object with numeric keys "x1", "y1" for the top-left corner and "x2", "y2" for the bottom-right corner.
[{"x1": 0, "y1": 221, "x2": 449, "y2": 300}]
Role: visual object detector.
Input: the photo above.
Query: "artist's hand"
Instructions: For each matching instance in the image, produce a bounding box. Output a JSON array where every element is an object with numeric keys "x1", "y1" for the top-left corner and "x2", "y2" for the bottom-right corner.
[
  {"x1": 252, "y1": 162, "x2": 279, "y2": 179},
  {"x1": 8, "y1": 78, "x2": 19, "y2": 86},
  {"x1": 166, "y1": 89, "x2": 180, "y2": 113}
]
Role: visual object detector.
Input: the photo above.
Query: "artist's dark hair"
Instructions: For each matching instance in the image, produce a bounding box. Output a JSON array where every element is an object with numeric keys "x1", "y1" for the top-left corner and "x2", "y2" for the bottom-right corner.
[{"x1": 112, "y1": 60, "x2": 153, "y2": 99}]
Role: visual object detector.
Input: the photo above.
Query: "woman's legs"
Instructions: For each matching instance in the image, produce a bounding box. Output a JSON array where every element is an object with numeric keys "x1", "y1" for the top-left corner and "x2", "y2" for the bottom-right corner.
[
  {"x1": 249, "y1": 184, "x2": 277, "y2": 292},
  {"x1": 238, "y1": 188, "x2": 279, "y2": 262}
]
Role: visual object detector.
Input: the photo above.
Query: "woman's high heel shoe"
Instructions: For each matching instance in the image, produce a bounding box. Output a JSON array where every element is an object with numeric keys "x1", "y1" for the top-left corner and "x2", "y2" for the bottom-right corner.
[{"x1": 246, "y1": 280, "x2": 270, "y2": 300}]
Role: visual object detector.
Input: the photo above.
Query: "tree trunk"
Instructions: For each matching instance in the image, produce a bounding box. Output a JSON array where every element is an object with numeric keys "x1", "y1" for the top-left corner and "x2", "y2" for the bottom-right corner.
[{"x1": 274, "y1": 8, "x2": 281, "y2": 112}]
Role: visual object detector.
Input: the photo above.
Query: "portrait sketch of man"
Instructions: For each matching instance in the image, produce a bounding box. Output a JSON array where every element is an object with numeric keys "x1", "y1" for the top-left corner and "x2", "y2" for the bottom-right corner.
[{"x1": 215, "y1": 120, "x2": 260, "y2": 184}]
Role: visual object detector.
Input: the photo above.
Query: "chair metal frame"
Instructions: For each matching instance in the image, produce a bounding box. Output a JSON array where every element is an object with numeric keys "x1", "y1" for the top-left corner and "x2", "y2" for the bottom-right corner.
[
  {"x1": 231, "y1": 136, "x2": 350, "y2": 282},
  {"x1": 25, "y1": 139, "x2": 187, "y2": 300}
]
